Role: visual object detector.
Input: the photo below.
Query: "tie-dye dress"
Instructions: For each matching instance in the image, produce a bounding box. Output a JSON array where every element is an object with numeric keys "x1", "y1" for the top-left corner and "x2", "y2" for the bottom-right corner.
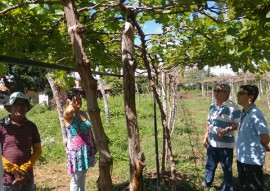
[{"x1": 66, "y1": 114, "x2": 96, "y2": 174}]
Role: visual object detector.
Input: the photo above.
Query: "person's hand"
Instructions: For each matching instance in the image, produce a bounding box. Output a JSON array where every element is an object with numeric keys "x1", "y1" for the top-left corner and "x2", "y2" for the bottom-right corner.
[
  {"x1": 203, "y1": 133, "x2": 208, "y2": 148},
  {"x1": 264, "y1": 144, "x2": 270, "y2": 152},
  {"x1": 231, "y1": 123, "x2": 238, "y2": 131},
  {"x1": 12, "y1": 169, "x2": 29, "y2": 185},
  {"x1": 68, "y1": 96, "x2": 81, "y2": 110},
  {"x1": 218, "y1": 129, "x2": 225, "y2": 138},
  {"x1": 67, "y1": 98, "x2": 76, "y2": 107},
  {"x1": 205, "y1": 122, "x2": 210, "y2": 131},
  {"x1": 218, "y1": 126, "x2": 235, "y2": 138},
  {"x1": 66, "y1": 99, "x2": 72, "y2": 106}
]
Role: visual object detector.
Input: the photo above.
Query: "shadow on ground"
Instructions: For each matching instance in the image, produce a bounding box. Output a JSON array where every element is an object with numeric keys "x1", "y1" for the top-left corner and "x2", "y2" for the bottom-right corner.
[
  {"x1": 112, "y1": 171, "x2": 270, "y2": 191},
  {"x1": 112, "y1": 171, "x2": 201, "y2": 191}
]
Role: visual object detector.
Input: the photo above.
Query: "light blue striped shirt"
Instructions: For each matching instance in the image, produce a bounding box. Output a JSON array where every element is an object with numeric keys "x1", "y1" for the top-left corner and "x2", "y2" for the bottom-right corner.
[
  {"x1": 208, "y1": 99, "x2": 241, "y2": 148},
  {"x1": 236, "y1": 104, "x2": 269, "y2": 165}
]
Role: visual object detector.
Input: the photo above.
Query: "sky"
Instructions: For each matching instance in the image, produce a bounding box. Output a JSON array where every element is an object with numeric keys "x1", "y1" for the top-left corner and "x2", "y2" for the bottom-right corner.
[
  {"x1": 205, "y1": 65, "x2": 236, "y2": 76},
  {"x1": 134, "y1": 20, "x2": 162, "y2": 45},
  {"x1": 142, "y1": 21, "x2": 163, "y2": 34}
]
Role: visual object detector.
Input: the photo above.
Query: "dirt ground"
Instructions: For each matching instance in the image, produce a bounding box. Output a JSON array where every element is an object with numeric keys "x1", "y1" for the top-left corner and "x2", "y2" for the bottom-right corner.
[
  {"x1": 34, "y1": 163, "x2": 183, "y2": 191},
  {"x1": 34, "y1": 163, "x2": 70, "y2": 191},
  {"x1": 34, "y1": 163, "x2": 100, "y2": 191}
]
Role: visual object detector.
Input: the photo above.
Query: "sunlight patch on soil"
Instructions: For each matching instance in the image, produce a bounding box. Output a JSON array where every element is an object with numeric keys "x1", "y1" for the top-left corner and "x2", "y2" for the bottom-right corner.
[{"x1": 34, "y1": 163, "x2": 99, "y2": 191}]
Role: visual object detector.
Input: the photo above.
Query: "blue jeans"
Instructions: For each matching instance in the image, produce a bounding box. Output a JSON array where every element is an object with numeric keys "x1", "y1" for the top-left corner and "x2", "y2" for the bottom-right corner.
[
  {"x1": 3, "y1": 179, "x2": 35, "y2": 191},
  {"x1": 204, "y1": 145, "x2": 234, "y2": 191},
  {"x1": 70, "y1": 169, "x2": 88, "y2": 191}
]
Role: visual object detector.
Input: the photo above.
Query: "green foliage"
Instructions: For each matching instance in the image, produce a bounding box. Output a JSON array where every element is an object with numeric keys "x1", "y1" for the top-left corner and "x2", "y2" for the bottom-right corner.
[
  {"x1": 108, "y1": 106, "x2": 125, "y2": 119},
  {"x1": 106, "y1": 122, "x2": 129, "y2": 161},
  {"x1": 105, "y1": 77, "x2": 123, "y2": 96},
  {"x1": 180, "y1": 68, "x2": 210, "y2": 91},
  {"x1": 0, "y1": 108, "x2": 8, "y2": 118},
  {"x1": 27, "y1": 105, "x2": 66, "y2": 164},
  {"x1": 1, "y1": 0, "x2": 270, "y2": 86},
  {"x1": 28, "y1": 103, "x2": 49, "y2": 115},
  {"x1": 10, "y1": 65, "x2": 48, "y2": 92},
  {"x1": 0, "y1": 64, "x2": 8, "y2": 76},
  {"x1": 98, "y1": 95, "x2": 128, "y2": 162},
  {"x1": 50, "y1": 71, "x2": 76, "y2": 92},
  {"x1": 135, "y1": 76, "x2": 149, "y2": 93},
  {"x1": 136, "y1": 97, "x2": 154, "y2": 116}
]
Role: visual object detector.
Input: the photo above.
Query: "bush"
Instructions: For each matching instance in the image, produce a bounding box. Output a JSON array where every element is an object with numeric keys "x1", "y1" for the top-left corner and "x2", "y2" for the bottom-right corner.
[
  {"x1": 28, "y1": 103, "x2": 49, "y2": 115},
  {"x1": 28, "y1": 106, "x2": 66, "y2": 164}
]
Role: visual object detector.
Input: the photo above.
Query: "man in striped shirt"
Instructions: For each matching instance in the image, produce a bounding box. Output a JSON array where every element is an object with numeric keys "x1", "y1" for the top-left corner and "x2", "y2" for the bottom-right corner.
[
  {"x1": 203, "y1": 83, "x2": 241, "y2": 191},
  {"x1": 0, "y1": 92, "x2": 41, "y2": 191}
]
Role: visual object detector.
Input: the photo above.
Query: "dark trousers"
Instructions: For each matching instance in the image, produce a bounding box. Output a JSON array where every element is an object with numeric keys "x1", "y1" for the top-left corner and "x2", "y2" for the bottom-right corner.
[
  {"x1": 3, "y1": 179, "x2": 35, "y2": 191},
  {"x1": 204, "y1": 145, "x2": 234, "y2": 191},
  {"x1": 237, "y1": 160, "x2": 264, "y2": 191}
]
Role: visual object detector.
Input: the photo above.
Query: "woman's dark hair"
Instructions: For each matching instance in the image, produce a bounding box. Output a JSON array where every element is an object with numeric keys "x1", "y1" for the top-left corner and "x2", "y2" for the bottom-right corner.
[
  {"x1": 68, "y1": 89, "x2": 82, "y2": 100},
  {"x1": 239, "y1": 85, "x2": 259, "y2": 103}
]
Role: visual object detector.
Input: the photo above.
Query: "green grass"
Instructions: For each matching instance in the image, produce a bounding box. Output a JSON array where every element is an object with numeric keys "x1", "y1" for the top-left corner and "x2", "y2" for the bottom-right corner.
[{"x1": 1, "y1": 91, "x2": 270, "y2": 190}]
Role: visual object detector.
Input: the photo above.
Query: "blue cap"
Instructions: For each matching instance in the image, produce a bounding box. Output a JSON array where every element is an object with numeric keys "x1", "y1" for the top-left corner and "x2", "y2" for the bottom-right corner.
[{"x1": 4, "y1": 92, "x2": 33, "y2": 112}]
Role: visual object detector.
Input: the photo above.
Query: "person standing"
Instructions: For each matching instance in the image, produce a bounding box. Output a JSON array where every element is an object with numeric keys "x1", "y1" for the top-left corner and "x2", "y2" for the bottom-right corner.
[
  {"x1": 236, "y1": 85, "x2": 270, "y2": 191},
  {"x1": 63, "y1": 91, "x2": 96, "y2": 191},
  {"x1": 0, "y1": 92, "x2": 42, "y2": 190},
  {"x1": 203, "y1": 83, "x2": 241, "y2": 191}
]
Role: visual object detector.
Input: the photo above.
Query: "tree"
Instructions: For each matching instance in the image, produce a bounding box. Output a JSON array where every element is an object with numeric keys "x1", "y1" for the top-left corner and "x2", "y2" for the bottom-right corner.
[
  {"x1": 10, "y1": 65, "x2": 48, "y2": 93},
  {"x1": 122, "y1": 21, "x2": 145, "y2": 191},
  {"x1": 60, "y1": 0, "x2": 113, "y2": 190}
]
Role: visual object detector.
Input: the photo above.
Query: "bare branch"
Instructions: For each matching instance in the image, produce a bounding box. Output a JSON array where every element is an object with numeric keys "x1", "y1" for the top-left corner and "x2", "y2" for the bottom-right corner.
[
  {"x1": 0, "y1": 2, "x2": 30, "y2": 14},
  {"x1": 198, "y1": 10, "x2": 222, "y2": 23},
  {"x1": 0, "y1": 0, "x2": 60, "y2": 14}
]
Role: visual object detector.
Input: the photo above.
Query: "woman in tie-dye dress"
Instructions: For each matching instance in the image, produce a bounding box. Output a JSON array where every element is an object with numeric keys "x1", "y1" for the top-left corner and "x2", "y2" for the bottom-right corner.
[{"x1": 63, "y1": 91, "x2": 96, "y2": 191}]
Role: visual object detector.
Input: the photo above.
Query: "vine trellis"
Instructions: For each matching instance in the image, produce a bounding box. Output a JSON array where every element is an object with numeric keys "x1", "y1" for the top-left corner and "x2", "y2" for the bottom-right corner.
[{"x1": 199, "y1": 73, "x2": 270, "y2": 109}]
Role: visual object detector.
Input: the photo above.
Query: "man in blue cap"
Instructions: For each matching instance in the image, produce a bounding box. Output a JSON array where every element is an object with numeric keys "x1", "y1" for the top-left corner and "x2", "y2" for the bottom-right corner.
[{"x1": 0, "y1": 92, "x2": 42, "y2": 191}]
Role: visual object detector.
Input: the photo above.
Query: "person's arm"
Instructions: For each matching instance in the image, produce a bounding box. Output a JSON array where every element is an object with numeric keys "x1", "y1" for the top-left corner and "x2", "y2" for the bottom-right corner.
[
  {"x1": 218, "y1": 123, "x2": 238, "y2": 138},
  {"x1": 2, "y1": 156, "x2": 30, "y2": 185},
  {"x1": 2, "y1": 156, "x2": 19, "y2": 173},
  {"x1": 63, "y1": 99, "x2": 76, "y2": 121},
  {"x1": 19, "y1": 142, "x2": 42, "y2": 172},
  {"x1": 260, "y1": 134, "x2": 270, "y2": 151},
  {"x1": 203, "y1": 121, "x2": 209, "y2": 148}
]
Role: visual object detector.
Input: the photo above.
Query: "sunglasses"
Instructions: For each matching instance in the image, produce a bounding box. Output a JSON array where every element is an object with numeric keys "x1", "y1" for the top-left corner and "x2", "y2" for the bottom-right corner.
[
  {"x1": 214, "y1": 89, "x2": 227, "y2": 93},
  {"x1": 237, "y1": 92, "x2": 248, "y2": 96}
]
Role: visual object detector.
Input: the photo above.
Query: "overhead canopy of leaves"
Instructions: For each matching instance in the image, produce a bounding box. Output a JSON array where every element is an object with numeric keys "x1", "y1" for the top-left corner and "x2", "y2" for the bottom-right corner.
[{"x1": 0, "y1": 0, "x2": 270, "y2": 83}]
